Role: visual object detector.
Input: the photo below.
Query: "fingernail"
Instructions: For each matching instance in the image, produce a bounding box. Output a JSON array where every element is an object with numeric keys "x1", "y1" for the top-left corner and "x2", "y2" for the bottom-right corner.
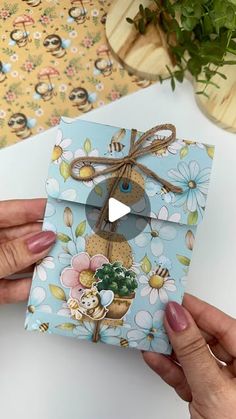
[
  {"x1": 166, "y1": 302, "x2": 189, "y2": 332},
  {"x1": 26, "y1": 231, "x2": 56, "y2": 254}
]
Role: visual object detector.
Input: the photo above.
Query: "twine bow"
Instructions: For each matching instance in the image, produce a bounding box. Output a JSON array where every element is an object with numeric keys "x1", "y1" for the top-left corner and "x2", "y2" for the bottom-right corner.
[{"x1": 70, "y1": 123, "x2": 182, "y2": 230}]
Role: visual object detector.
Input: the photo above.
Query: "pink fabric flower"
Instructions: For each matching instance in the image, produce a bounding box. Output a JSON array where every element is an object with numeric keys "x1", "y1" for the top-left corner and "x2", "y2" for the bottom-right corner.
[{"x1": 61, "y1": 252, "x2": 108, "y2": 299}]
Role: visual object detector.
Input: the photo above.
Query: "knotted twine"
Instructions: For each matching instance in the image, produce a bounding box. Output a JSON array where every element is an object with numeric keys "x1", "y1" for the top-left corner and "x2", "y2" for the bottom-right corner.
[{"x1": 70, "y1": 123, "x2": 182, "y2": 231}]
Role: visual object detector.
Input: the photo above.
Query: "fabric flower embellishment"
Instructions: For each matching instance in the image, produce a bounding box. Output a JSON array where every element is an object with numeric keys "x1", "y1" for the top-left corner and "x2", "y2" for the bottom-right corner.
[
  {"x1": 168, "y1": 160, "x2": 211, "y2": 212},
  {"x1": 126, "y1": 310, "x2": 169, "y2": 352},
  {"x1": 51, "y1": 129, "x2": 73, "y2": 164},
  {"x1": 134, "y1": 206, "x2": 179, "y2": 256},
  {"x1": 139, "y1": 265, "x2": 176, "y2": 304},
  {"x1": 61, "y1": 252, "x2": 108, "y2": 299}
]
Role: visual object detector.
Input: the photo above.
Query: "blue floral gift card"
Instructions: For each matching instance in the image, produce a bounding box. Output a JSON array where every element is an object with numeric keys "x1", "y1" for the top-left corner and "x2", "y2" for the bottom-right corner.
[{"x1": 25, "y1": 118, "x2": 215, "y2": 354}]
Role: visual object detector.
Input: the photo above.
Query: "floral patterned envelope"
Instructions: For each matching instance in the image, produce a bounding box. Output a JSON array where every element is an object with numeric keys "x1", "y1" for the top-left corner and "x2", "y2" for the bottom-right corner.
[{"x1": 25, "y1": 118, "x2": 215, "y2": 354}]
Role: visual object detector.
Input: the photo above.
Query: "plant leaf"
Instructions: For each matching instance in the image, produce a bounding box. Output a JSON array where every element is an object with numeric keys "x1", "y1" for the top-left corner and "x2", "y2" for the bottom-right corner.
[
  {"x1": 57, "y1": 232, "x2": 71, "y2": 242},
  {"x1": 188, "y1": 210, "x2": 198, "y2": 225},
  {"x1": 56, "y1": 323, "x2": 76, "y2": 331},
  {"x1": 94, "y1": 185, "x2": 103, "y2": 196},
  {"x1": 140, "y1": 255, "x2": 152, "y2": 274},
  {"x1": 205, "y1": 145, "x2": 215, "y2": 159},
  {"x1": 176, "y1": 254, "x2": 190, "y2": 266},
  {"x1": 83, "y1": 138, "x2": 92, "y2": 154},
  {"x1": 49, "y1": 284, "x2": 67, "y2": 301},
  {"x1": 64, "y1": 207, "x2": 73, "y2": 227},
  {"x1": 59, "y1": 161, "x2": 70, "y2": 182},
  {"x1": 179, "y1": 145, "x2": 189, "y2": 159},
  {"x1": 75, "y1": 220, "x2": 86, "y2": 237},
  {"x1": 185, "y1": 230, "x2": 195, "y2": 250}
]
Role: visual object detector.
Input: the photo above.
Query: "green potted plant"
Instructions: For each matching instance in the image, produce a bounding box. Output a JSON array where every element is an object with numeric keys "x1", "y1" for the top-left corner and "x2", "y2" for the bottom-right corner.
[
  {"x1": 96, "y1": 262, "x2": 138, "y2": 320},
  {"x1": 127, "y1": 0, "x2": 236, "y2": 96}
]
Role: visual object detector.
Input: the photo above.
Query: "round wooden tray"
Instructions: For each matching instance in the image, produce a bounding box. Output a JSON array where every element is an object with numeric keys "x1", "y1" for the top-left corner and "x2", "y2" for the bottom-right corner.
[
  {"x1": 105, "y1": 0, "x2": 174, "y2": 81},
  {"x1": 106, "y1": 1, "x2": 236, "y2": 133},
  {"x1": 195, "y1": 59, "x2": 236, "y2": 133}
]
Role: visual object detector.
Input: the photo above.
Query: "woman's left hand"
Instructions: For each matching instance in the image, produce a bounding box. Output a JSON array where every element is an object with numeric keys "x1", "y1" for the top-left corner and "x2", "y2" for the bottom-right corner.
[{"x1": 0, "y1": 199, "x2": 56, "y2": 304}]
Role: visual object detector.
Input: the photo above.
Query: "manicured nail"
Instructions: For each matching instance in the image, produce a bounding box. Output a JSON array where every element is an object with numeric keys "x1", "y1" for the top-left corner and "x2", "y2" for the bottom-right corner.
[
  {"x1": 166, "y1": 302, "x2": 189, "y2": 332},
  {"x1": 26, "y1": 231, "x2": 56, "y2": 254}
]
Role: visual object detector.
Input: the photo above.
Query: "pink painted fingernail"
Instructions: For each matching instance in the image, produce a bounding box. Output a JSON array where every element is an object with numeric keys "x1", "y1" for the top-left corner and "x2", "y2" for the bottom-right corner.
[
  {"x1": 26, "y1": 231, "x2": 56, "y2": 254},
  {"x1": 166, "y1": 302, "x2": 189, "y2": 332}
]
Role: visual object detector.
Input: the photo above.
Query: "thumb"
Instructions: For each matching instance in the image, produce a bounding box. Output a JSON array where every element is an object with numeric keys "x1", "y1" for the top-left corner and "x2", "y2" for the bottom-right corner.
[
  {"x1": 0, "y1": 231, "x2": 56, "y2": 278},
  {"x1": 164, "y1": 301, "x2": 224, "y2": 398}
]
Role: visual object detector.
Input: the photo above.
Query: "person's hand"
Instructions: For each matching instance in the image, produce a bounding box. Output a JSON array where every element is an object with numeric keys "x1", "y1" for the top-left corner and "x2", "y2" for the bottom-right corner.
[
  {"x1": 143, "y1": 294, "x2": 236, "y2": 419},
  {"x1": 0, "y1": 199, "x2": 56, "y2": 304}
]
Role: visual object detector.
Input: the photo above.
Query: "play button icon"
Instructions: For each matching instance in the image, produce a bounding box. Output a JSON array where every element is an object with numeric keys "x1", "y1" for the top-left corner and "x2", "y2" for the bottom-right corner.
[
  {"x1": 108, "y1": 197, "x2": 130, "y2": 222},
  {"x1": 85, "y1": 175, "x2": 150, "y2": 241}
]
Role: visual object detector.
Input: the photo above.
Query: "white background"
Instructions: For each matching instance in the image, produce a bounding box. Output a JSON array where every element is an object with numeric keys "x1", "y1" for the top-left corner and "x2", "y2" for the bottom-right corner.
[{"x1": 0, "y1": 80, "x2": 236, "y2": 419}]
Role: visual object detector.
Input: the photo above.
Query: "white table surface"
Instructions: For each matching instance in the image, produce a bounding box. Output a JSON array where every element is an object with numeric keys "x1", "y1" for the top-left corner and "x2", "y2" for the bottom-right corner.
[{"x1": 0, "y1": 80, "x2": 236, "y2": 419}]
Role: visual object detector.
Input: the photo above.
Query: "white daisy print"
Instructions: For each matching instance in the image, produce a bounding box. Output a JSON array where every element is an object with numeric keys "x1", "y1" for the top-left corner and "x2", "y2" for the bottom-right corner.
[
  {"x1": 168, "y1": 161, "x2": 211, "y2": 212},
  {"x1": 35, "y1": 256, "x2": 55, "y2": 281},
  {"x1": 51, "y1": 129, "x2": 73, "y2": 164},
  {"x1": 139, "y1": 265, "x2": 176, "y2": 304},
  {"x1": 58, "y1": 236, "x2": 86, "y2": 266},
  {"x1": 127, "y1": 310, "x2": 169, "y2": 352},
  {"x1": 73, "y1": 322, "x2": 121, "y2": 344},
  {"x1": 72, "y1": 147, "x2": 106, "y2": 188},
  {"x1": 46, "y1": 178, "x2": 76, "y2": 201},
  {"x1": 25, "y1": 286, "x2": 52, "y2": 330},
  {"x1": 57, "y1": 302, "x2": 70, "y2": 316},
  {"x1": 134, "y1": 207, "x2": 178, "y2": 256},
  {"x1": 146, "y1": 136, "x2": 184, "y2": 157}
]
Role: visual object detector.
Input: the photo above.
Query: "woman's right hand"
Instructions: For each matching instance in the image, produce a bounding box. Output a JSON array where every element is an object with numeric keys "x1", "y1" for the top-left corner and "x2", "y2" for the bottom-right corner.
[{"x1": 143, "y1": 294, "x2": 236, "y2": 419}]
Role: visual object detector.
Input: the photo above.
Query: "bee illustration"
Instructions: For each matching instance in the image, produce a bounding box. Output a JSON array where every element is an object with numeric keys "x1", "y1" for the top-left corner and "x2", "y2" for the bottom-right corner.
[
  {"x1": 68, "y1": 87, "x2": 96, "y2": 112},
  {"x1": 157, "y1": 185, "x2": 175, "y2": 204},
  {"x1": 0, "y1": 61, "x2": 11, "y2": 82},
  {"x1": 67, "y1": 287, "x2": 114, "y2": 321},
  {"x1": 31, "y1": 320, "x2": 51, "y2": 333},
  {"x1": 8, "y1": 113, "x2": 36, "y2": 140},
  {"x1": 68, "y1": 1, "x2": 89, "y2": 25},
  {"x1": 34, "y1": 82, "x2": 54, "y2": 101},
  {"x1": 43, "y1": 35, "x2": 70, "y2": 59},
  {"x1": 120, "y1": 338, "x2": 129, "y2": 348},
  {"x1": 155, "y1": 265, "x2": 170, "y2": 280},
  {"x1": 39, "y1": 322, "x2": 49, "y2": 332},
  {"x1": 22, "y1": 0, "x2": 41, "y2": 6},
  {"x1": 106, "y1": 128, "x2": 126, "y2": 155},
  {"x1": 10, "y1": 29, "x2": 29, "y2": 48}
]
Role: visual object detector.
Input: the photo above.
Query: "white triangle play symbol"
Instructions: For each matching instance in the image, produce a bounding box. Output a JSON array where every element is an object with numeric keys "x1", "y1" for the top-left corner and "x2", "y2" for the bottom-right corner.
[{"x1": 108, "y1": 197, "x2": 131, "y2": 222}]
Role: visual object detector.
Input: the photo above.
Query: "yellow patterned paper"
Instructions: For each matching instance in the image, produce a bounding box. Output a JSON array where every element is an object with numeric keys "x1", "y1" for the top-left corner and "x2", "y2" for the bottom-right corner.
[{"x1": 0, "y1": 0, "x2": 152, "y2": 148}]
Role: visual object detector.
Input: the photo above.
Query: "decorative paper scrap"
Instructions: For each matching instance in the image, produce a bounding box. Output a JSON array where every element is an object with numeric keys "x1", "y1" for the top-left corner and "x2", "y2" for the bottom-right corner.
[
  {"x1": 0, "y1": 0, "x2": 152, "y2": 149},
  {"x1": 25, "y1": 118, "x2": 215, "y2": 354}
]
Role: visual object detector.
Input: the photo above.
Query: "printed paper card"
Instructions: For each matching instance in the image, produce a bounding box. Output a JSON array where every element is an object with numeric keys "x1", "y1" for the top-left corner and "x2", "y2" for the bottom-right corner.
[{"x1": 25, "y1": 118, "x2": 215, "y2": 354}]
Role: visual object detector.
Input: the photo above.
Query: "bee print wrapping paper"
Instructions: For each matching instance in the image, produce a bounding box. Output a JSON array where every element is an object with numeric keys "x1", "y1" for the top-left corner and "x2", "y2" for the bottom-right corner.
[
  {"x1": 25, "y1": 118, "x2": 215, "y2": 354},
  {"x1": 0, "y1": 0, "x2": 152, "y2": 149}
]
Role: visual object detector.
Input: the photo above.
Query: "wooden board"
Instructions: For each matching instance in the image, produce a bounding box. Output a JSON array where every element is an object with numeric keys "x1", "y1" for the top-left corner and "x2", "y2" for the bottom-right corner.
[
  {"x1": 105, "y1": 0, "x2": 174, "y2": 81},
  {"x1": 106, "y1": 1, "x2": 236, "y2": 133},
  {"x1": 195, "y1": 60, "x2": 236, "y2": 133}
]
